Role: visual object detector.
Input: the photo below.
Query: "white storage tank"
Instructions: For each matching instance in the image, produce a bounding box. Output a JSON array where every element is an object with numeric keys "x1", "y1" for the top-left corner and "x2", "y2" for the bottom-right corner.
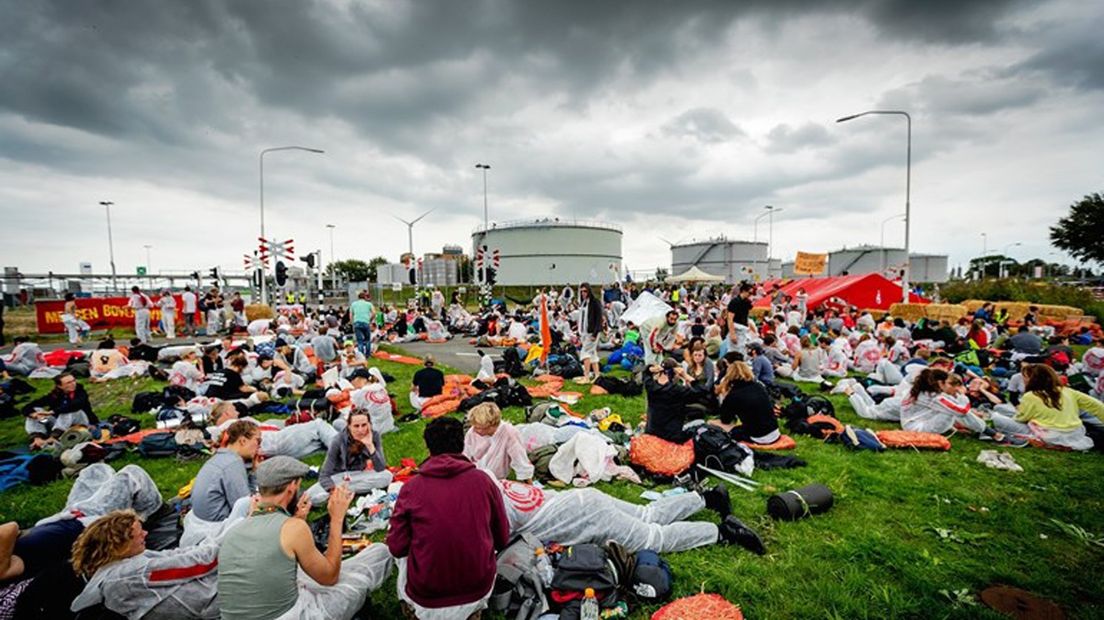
[
  {"x1": 471, "y1": 218, "x2": 623, "y2": 286},
  {"x1": 909, "y1": 254, "x2": 949, "y2": 283},
  {"x1": 670, "y1": 238, "x2": 769, "y2": 283},
  {"x1": 828, "y1": 245, "x2": 908, "y2": 278}
]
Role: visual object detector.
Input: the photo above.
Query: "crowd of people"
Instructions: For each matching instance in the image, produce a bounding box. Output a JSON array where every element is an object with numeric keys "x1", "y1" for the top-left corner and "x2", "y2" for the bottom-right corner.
[{"x1": 2, "y1": 277, "x2": 1104, "y2": 619}]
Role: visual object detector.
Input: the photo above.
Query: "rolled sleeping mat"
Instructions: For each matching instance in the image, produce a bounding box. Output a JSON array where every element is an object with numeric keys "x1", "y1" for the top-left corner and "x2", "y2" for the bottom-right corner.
[{"x1": 767, "y1": 483, "x2": 833, "y2": 520}]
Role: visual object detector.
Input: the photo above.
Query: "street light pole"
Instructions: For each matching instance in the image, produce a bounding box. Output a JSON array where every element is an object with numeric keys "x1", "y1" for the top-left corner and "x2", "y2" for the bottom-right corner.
[
  {"x1": 837, "y1": 110, "x2": 912, "y2": 302},
  {"x1": 259, "y1": 146, "x2": 324, "y2": 305},
  {"x1": 143, "y1": 244, "x2": 153, "y2": 288},
  {"x1": 475, "y1": 163, "x2": 491, "y2": 285},
  {"x1": 879, "y1": 213, "x2": 906, "y2": 273},
  {"x1": 100, "y1": 201, "x2": 117, "y2": 294},
  {"x1": 326, "y1": 224, "x2": 336, "y2": 291},
  {"x1": 1001, "y1": 242, "x2": 1022, "y2": 279}
]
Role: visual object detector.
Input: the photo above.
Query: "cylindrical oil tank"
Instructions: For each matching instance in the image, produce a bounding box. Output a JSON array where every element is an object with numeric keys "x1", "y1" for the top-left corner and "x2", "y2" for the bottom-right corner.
[
  {"x1": 471, "y1": 219, "x2": 622, "y2": 286},
  {"x1": 909, "y1": 254, "x2": 949, "y2": 283},
  {"x1": 828, "y1": 246, "x2": 908, "y2": 277},
  {"x1": 670, "y1": 238, "x2": 769, "y2": 283}
]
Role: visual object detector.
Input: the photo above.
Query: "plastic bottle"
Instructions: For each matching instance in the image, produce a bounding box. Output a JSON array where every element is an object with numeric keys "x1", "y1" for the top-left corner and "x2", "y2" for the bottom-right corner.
[
  {"x1": 580, "y1": 587, "x2": 599, "y2": 620},
  {"x1": 533, "y1": 546, "x2": 554, "y2": 588}
]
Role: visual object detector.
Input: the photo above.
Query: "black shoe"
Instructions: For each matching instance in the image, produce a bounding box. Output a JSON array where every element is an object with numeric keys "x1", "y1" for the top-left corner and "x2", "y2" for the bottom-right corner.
[
  {"x1": 719, "y1": 516, "x2": 766, "y2": 555},
  {"x1": 701, "y1": 484, "x2": 731, "y2": 519}
]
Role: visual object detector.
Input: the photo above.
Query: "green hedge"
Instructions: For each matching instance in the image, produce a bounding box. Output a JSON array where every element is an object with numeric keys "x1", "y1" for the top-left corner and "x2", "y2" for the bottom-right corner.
[{"x1": 940, "y1": 279, "x2": 1104, "y2": 322}]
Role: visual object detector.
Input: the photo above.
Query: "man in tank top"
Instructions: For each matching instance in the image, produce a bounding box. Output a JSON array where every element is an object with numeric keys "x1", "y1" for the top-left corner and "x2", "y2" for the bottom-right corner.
[{"x1": 217, "y1": 456, "x2": 393, "y2": 620}]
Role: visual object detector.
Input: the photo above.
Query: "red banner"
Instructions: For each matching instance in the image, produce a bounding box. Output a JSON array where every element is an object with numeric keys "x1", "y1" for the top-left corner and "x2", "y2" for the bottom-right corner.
[{"x1": 35, "y1": 295, "x2": 195, "y2": 334}]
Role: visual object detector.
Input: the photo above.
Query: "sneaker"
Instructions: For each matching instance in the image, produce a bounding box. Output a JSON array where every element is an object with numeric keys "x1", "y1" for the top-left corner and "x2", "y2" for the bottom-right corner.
[
  {"x1": 993, "y1": 433, "x2": 1029, "y2": 449},
  {"x1": 701, "y1": 484, "x2": 732, "y2": 519},
  {"x1": 718, "y1": 516, "x2": 766, "y2": 555}
]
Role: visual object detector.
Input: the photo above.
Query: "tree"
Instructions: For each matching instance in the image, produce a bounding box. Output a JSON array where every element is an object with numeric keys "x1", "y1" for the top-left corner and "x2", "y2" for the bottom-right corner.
[
  {"x1": 1051, "y1": 192, "x2": 1104, "y2": 265},
  {"x1": 366, "y1": 256, "x2": 388, "y2": 282},
  {"x1": 326, "y1": 259, "x2": 371, "y2": 283}
]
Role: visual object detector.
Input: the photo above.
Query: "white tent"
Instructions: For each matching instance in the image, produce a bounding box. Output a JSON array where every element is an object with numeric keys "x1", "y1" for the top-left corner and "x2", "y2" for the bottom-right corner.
[{"x1": 666, "y1": 266, "x2": 725, "y2": 283}]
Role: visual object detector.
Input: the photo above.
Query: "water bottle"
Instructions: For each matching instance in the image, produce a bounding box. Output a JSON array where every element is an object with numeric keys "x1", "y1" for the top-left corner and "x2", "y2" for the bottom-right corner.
[
  {"x1": 534, "y1": 546, "x2": 554, "y2": 588},
  {"x1": 580, "y1": 587, "x2": 599, "y2": 620}
]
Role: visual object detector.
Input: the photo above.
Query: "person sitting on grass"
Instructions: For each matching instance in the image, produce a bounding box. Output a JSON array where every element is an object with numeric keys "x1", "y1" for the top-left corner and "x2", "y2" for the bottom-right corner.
[
  {"x1": 409, "y1": 355, "x2": 445, "y2": 413},
  {"x1": 180, "y1": 420, "x2": 260, "y2": 547},
  {"x1": 643, "y1": 358, "x2": 710, "y2": 443},
  {"x1": 710, "y1": 360, "x2": 779, "y2": 445},
  {"x1": 990, "y1": 364, "x2": 1104, "y2": 451},
  {"x1": 463, "y1": 402, "x2": 534, "y2": 482},
  {"x1": 900, "y1": 368, "x2": 1026, "y2": 446},
  {"x1": 21, "y1": 371, "x2": 97, "y2": 449},
  {"x1": 218, "y1": 457, "x2": 393, "y2": 620},
  {"x1": 305, "y1": 410, "x2": 392, "y2": 506},
  {"x1": 168, "y1": 346, "x2": 205, "y2": 392}
]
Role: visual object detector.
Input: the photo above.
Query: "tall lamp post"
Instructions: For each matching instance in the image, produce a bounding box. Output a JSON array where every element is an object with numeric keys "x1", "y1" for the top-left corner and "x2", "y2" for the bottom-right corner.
[
  {"x1": 259, "y1": 146, "x2": 324, "y2": 305},
  {"x1": 475, "y1": 163, "x2": 491, "y2": 285},
  {"x1": 753, "y1": 205, "x2": 783, "y2": 276},
  {"x1": 879, "y1": 213, "x2": 906, "y2": 273},
  {"x1": 325, "y1": 224, "x2": 336, "y2": 291},
  {"x1": 143, "y1": 244, "x2": 153, "y2": 289},
  {"x1": 837, "y1": 110, "x2": 912, "y2": 302},
  {"x1": 1001, "y1": 242, "x2": 1022, "y2": 279},
  {"x1": 100, "y1": 201, "x2": 117, "y2": 294}
]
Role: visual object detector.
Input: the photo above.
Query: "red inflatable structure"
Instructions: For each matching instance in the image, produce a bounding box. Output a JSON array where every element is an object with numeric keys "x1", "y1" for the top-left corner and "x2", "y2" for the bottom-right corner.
[{"x1": 755, "y1": 273, "x2": 926, "y2": 312}]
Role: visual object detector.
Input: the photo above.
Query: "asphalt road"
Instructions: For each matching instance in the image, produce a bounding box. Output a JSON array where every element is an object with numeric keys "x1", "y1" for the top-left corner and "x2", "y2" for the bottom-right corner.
[{"x1": 2, "y1": 333, "x2": 501, "y2": 375}]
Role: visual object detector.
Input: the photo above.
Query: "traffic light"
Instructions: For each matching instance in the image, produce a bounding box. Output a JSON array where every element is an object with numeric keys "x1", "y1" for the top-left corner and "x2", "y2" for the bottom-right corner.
[
  {"x1": 276, "y1": 261, "x2": 288, "y2": 286},
  {"x1": 301, "y1": 254, "x2": 315, "y2": 268},
  {"x1": 486, "y1": 267, "x2": 497, "y2": 286},
  {"x1": 209, "y1": 267, "x2": 220, "y2": 287},
  {"x1": 190, "y1": 271, "x2": 200, "y2": 281}
]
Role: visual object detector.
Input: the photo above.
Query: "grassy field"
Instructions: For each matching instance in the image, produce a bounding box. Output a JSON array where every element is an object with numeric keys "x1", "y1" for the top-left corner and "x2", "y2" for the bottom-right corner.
[{"x1": 2, "y1": 354, "x2": 1103, "y2": 619}]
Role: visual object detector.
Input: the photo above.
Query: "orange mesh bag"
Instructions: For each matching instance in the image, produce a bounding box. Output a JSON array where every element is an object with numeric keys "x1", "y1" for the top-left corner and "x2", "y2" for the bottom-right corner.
[
  {"x1": 421, "y1": 398, "x2": 461, "y2": 419},
  {"x1": 875, "y1": 430, "x2": 951, "y2": 451},
  {"x1": 807, "y1": 414, "x2": 844, "y2": 435},
  {"x1": 371, "y1": 351, "x2": 423, "y2": 365},
  {"x1": 536, "y1": 375, "x2": 566, "y2": 383},
  {"x1": 526, "y1": 382, "x2": 563, "y2": 398},
  {"x1": 652, "y1": 593, "x2": 744, "y2": 620},
  {"x1": 445, "y1": 374, "x2": 474, "y2": 385},
  {"x1": 740, "y1": 434, "x2": 797, "y2": 451},
  {"x1": 629, "y1": 435, "x2": 695, "y2": 476}
]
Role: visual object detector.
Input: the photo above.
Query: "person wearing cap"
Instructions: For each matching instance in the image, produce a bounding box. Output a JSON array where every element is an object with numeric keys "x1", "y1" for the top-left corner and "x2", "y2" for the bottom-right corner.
[
  {"x1": 409, "y1": 355, "x2": 445, "y2": 413},
  {"x1": 181, "y1": 420, "x2": 260, "y2": 546},
  {"x1": 387, "y1": 417, "x2": 510, "y2": 619},
  {"x1": 643, "y1": 358, "x2": 707, "y2": 443},
  {"x1": 169, "y1": 347, "x2": 206, "y2": 392},
  {"x1": 340, "y1": 338, "x2": 368, "y2": 375},
  {"x1": 158, "y1": 288, "x2": 177, "y2": 339},
  {"x1": 348, "y1": 367, "x2": 395, "y2": 434},
  {"x1": 218, "y1": 456, "x2": 393, "y2": 620}
]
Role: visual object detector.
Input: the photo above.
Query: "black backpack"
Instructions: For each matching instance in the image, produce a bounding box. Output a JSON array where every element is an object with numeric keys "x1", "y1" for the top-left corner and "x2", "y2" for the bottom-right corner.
[
  {"x1": 108, "y1": 414, "x2": 141, "y2": 437},
  {"x1": 138, "y1": 432, "x2": 180, "y2": 458},
  {"x1": 131, "y1": 391, "x2": 164, "y2": 413},
  {"x1": 500, "y1": 347, "x2": 527, "y2": 378},
  {"x1": 162, "y1": 385, "x2": 196, "y2": 406},
  {"x1": 693, "y1": 425, "x2": 753, "y2": 474},
  {"x1": 550, "y1": 543, "x2": 620, "y2": 613}
]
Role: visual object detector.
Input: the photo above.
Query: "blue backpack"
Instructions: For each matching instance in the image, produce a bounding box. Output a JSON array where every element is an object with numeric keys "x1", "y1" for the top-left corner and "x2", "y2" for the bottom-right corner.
[
  {"x1": 0, "y1": 454, "x2": 61, "y2": 493},
  {"x1": 630, "y1": 550, "x2": 673, "y2": 602}
]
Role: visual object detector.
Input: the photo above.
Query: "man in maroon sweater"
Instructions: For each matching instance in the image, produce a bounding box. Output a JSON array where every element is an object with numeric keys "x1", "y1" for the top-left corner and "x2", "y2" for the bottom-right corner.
[{"x1": 387, "y1": 416, "x2": 509, "y2": 619}]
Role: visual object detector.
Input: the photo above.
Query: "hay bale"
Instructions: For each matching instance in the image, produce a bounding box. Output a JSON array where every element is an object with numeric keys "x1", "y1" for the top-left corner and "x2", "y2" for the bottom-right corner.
[
  {"x1": 993, "y1": 302, "x2": 1032, "y2": 321},
  {"x1": 924, "y1": 303, "x2": 968, "y2": 323},
  {"x1": 888, "y1": 303, "x2": 927, "y2": 322},
  {"x1": 750, "y1": 307, "x2": 771, "y2": 319},
  {"x1": 1037, "y1": 304, "x2": 1083, "y2": 320},
  {"x1": 961, "y1": 299, "x2": 988, "y2": 312},
  {"x1": 245, "y1": 304, "x2": 274, "y2": 322}
]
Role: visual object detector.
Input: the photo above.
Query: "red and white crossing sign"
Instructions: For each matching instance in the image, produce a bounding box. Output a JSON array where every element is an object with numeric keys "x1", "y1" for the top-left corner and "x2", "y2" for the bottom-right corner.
[
  {"x1": 258, "y1": 237, "x2": 295, "y2": 264},
  {"x1": 475, "y1": 245, "x2": 500, "y2": 268},
  {"x1": 243, "y1": 254, "x2": 266, "y2": 270}
]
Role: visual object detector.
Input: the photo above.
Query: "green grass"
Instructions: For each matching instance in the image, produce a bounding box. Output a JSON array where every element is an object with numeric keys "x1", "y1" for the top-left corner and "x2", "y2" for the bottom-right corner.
[{"x1": 3, "y1": 356, "x2": 1104, "y2": 619}]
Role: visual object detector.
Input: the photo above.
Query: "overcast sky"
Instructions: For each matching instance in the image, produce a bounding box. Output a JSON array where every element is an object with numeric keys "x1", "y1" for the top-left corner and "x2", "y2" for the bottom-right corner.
[{"x1": 2, "y1": 0, "x2": 1102, "y2": 279}]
